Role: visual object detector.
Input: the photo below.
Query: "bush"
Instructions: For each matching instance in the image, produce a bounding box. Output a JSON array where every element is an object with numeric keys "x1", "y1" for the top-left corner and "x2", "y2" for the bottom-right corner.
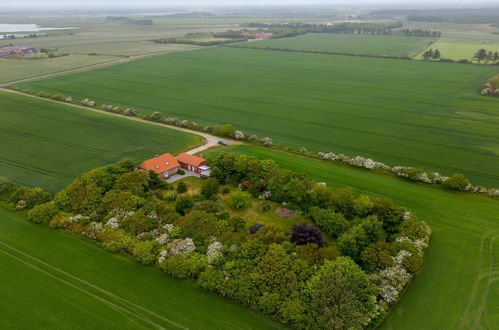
[
  {"x1": 27, "y1": 202, "x2": 60, "y2": 224},
  {"x1": 177, "y1": 169, "x2": 185, "y2": 175},
  {"x1": 310, "y1": 207, "x2": 349, "y2": 238},
  {"x1": 218, "y1": 124, "x2": 236, "y2": 137},
  {"x1": 132, "y1": 240, "x2": 157, "y2": 265},
  {"x1": 228, "y1": 190, "x2": 252, "y2": 209},
  {"x1": 175, "y1": 196, "x2": 194, "y2": 215},
  {"x1": 201, "y1": 178, "x2": 220, "y2": 199},
  {"x1": 291, "y1": 224, "x2": 325, "y2": 247},
  {"x1": 177, "y1": 181, "x2": 187, "y2": 194},
  {"x1": 442, "y1": 173, "x2": 470, "y2": 191},
  {"x1": 159, "y1": 253, "x2": 207, "y2": 279}
]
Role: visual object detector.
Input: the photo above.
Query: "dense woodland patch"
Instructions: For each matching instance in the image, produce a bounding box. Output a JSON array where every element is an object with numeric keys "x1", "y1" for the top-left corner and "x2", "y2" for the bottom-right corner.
[{"x1": 0, "y1": 154, "x2": 430, "y2": 329}]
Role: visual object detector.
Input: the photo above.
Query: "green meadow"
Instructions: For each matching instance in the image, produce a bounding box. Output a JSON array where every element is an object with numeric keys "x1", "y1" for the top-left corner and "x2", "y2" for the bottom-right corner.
[
  {"x1": 16, "y1": 47, "x2": 499, "y2": 187},
  {"x1": 236, "y1": 33, "x2": 433, "y2": 57},
  {"x1": 0, "y1": 208, "x2": 282, "y2": 329},
  {"x1": 209, "y1": 145, "x2": 499, "y2": 329},
  {"x1": 0, "y1": 91, "x2": 201, "y2": 192}
]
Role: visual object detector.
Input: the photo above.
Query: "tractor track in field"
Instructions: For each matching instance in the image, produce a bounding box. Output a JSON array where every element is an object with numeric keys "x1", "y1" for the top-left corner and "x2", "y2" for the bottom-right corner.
[
  {"x1": 0, "y1": 240, "x2": 188, "y2": 330},
  {"x1": 0, "y1": 88, "x2": 241, "y2": 156}
]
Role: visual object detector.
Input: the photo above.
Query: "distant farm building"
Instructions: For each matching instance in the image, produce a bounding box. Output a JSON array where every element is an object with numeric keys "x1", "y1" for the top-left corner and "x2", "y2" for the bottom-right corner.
[
  {"x1": 138, "y1": 153, "x2": 180, "y2": 179},
  {"x1": 254, "y1": 32, "x2": 273, "y2": 39},
  {"x1": 0, "y1": 46, "x2": 38, "y2": 57}
]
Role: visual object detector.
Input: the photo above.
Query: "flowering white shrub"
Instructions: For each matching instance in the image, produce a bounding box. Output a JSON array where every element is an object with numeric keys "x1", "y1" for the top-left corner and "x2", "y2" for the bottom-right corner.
[
  {"x1": 16, "y1": 200, "x2": 26, "y2": 209},
  {"x1": 147, "y1": 211, "x2": 158, "y2": 220},
  {"x1": 207, "y1": 241, "x2": 224, "y2": 264},
  {"x1": 162, "y1": 223, "x2": 174, "y2": 232},
  {"x1": 235, "y1": 130, "x2": 245, "y2": 140},
  {"x1": 248, "y1": 135, "x2": 258, "y2": 142},
  {"x1": 261, "y1": 137, "x2": 273, "y2": 146},
  {"x1": 370, "y1": 264, "x2": 412, "y2": 304},
  {"x1": 258, "y1": 190, "x2": 272, "y2": 200},
  {"x1": 156, "y1": 233, "x2": 169, "y2": 245},
  {"x1": 65, "y1": 96, "x2": 73, "y2": 102},
  {"x1": 105, "y1": 217, "x2": 119, "y2": 228},
  {"x1": 395, "y1": 237, "x2": 429, "y2": 255},
  {"x1": 168, "y1": 238, "x2": 196, "y2": 256},
  {"x1": 68, "y1": 214, "x2": 89, "y2": 224},
  {"x1": 81, "y1": 98, "x2": 95, "y2": 107},
  {"x1": 158, "y1": 250, "x2": 168, "y2": 263},
  {"x1": 84, "y1": 222, "x2": 103, "y2": 239}
]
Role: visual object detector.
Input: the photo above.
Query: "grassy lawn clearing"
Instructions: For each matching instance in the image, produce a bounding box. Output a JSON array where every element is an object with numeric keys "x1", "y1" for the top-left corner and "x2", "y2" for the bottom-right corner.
[
  {"x1": 0, "y1": 208, "x2": 282, "y2": 329},
  {"x1": 0, "y1": 91, "x2": 202, "y2": 192},
  {"x1": 17, "y1": 47, "x2": 499, "y2": 187},
  {"x1": 208, "y1": 145, "x2": 499, "y2": 329},
  {"x1": 236, "y1": 33, "x2": 434, "y2": 57},
  {"x1": 417, "y1": 41, "x2": 499, "y2": 61}
]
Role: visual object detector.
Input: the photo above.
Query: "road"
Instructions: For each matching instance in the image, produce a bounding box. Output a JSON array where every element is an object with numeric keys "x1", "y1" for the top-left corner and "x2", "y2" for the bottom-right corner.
[{"x1": 1, "y1": 88, "x2": 241, "y2": 155}]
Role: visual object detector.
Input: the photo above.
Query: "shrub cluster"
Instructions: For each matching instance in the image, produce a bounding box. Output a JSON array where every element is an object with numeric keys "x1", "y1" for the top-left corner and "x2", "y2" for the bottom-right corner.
[
  {"x1": 0, "y1": 154, "x2": 431, "y2": 329},
  {"x1": 481, "y1": 74, "x2": 499, "y2": 96}
]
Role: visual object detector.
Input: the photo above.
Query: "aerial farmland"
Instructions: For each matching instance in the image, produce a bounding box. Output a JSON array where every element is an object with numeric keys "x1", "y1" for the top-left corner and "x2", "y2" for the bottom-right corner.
[{"x1": 1, "y1": 3, "x2": 498, "y2": 330}]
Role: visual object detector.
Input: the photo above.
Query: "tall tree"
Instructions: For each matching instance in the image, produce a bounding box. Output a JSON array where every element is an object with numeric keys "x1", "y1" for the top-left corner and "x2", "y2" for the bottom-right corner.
[
  {"x1": 422, "y1": 49, "x2": 433, "y2": 61},
  {"x1": 473, "y1": 48, "x2": 487, "y2": 64},
  {"x1": 432, "y1": 49, "x2": 441, "y2": 60}
]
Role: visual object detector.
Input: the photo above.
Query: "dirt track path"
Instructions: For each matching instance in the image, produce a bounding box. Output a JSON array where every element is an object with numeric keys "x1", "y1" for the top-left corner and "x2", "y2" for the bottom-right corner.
[{"x1": 1, "y1": 88, "x2": 241, "y2": 155}]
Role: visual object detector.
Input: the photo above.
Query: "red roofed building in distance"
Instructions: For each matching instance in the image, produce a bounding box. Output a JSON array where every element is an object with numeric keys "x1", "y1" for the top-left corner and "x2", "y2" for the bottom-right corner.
[
  {"x1": 254, "y1": 32, "x2": 273, "y2": 39},
  {"x1": 138, "y1": 153, "x2": 180, "y2": 179}
]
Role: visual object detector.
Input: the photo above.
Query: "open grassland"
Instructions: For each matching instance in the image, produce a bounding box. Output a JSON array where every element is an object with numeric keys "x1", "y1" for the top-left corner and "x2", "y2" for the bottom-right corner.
[
  {"x1": 18, "y1": 47, "x2": 499, "y2": 187},
  {"x1": 0, "y1": 208, "x2": 282, "y2": 329},
  {"x1": 210, "y1": 145, "x2": 499, "y2": 329},
  {"x1": 0, "y1": 91, "x2": 201, "y2": 192},
  {"x1": 237, "y1": 33, "x2": 434, "y2": 57}
]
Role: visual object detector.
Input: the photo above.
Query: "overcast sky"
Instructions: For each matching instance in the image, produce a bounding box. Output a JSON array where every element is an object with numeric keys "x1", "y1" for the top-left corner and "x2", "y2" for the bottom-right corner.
[{"x1": 2, "y1": 0, "x2": 499, "y2": 8}]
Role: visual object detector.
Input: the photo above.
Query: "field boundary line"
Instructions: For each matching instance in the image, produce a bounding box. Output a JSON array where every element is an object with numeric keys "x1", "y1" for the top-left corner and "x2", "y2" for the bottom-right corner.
[
  {"x1": 0, "y1": 88, "x2": 241, "y2": 156},
  {"x1": 0, "y1": 46, "x2": 209, "y2": 87},
  {"x1": 0, "y1": 240, "x2": 189, "y2": 330}
]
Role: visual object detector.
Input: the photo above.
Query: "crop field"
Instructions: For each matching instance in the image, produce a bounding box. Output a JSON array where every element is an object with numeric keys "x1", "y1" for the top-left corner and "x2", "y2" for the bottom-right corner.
[
  {"x1": 417, "y1": 41, "x2": 499, "y2": 61},
  {"x1": 0, "y1": 91, "x2": 201, "y2": 192},
  {"x1": 237, "y1": 33, "x2": 434, "y2": 57},
  {"x1": 17, "y1": 47, "x2": 499, "y2": 187},
  {"x1": 0, "y1": 54, "x2": 119, "y2": 84},
  {"x1": 0, "y1": 208, "x2": 282, "y2": 329},
  {"x1": 209, "y1": 145, "x2": 499, "y2": 329}
]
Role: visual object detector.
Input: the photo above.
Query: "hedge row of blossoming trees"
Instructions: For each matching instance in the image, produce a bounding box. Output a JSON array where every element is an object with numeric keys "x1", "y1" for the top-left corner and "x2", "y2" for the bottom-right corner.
[
  {"x1": 0, "y1": 153, "x2": 431, "y2": 329},
  {"x1": 10, "y1": 86, "x2": 498, "y2": 197}
]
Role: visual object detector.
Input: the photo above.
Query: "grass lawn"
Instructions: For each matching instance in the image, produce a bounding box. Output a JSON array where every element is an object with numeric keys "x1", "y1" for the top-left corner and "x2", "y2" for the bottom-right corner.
[
  {"x1": 237, "y1": 33, "x2": 434, "y2": 57},
  {"x1": 17, "y1": 47, "x2": 499, "y2": 187},
  {"x1": 209, "y1": 145, "x2": 499, "y2": 329},
  {"x1": 0, "y1": 208, "x2": 283, "y2": 329},
  {"x1": 0, "y1": 91, "x2": 202, "y2": 192}
]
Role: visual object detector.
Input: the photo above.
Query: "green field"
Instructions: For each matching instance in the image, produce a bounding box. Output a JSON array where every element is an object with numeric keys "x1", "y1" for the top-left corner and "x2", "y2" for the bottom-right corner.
[
  {"x1": 0, "y1": 208, "x2": 282, "y2": 329},
  {"x1": 418, "y1": 41, "x2": 499, "y2": 61},
  {"x1": 237, "y1": 33, "x2": 433, "y2": 57},
  {"x1": 17, "y1": 47, "x2": 499, "y2": 187},
  {"x1": 210, "y1": 145, "x2": 499, "y2": 329},
  {"x1": 0, "y1": 91, "x2": 201, "y2": 192},
  {"x1": 0, "y1": 54, "x2": 118, "y2": 84}
]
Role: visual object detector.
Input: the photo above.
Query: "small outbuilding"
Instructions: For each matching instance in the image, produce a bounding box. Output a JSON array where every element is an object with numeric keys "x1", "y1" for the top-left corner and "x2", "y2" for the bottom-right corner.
[
  {"x1": 138, "y1": 153, "x2": 180, "y2": 179},
  {"x1": 176, "y1": 153, "x2": 208, "y2": 174}
]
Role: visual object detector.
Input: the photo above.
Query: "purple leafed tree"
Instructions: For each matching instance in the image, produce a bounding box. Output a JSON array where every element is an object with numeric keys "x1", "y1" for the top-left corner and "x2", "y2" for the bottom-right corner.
[{"x1": 291, "y1": 224, "x2": 325, "y2": 247}]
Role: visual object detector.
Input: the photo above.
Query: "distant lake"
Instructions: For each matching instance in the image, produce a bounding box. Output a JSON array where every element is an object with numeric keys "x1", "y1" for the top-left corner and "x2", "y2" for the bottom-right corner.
[{"x1": 0, "y1": 24, "x2": 77, "y2": 33}]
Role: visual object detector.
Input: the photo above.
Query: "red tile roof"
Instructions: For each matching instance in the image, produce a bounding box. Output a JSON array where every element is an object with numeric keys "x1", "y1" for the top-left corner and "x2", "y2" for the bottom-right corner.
[
  {"x1": 139, "y1": 153, "x2": 180, "y2": 174},
  {"x1": 176, "y1": 153, "x2": 206, "y2": 167}
]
